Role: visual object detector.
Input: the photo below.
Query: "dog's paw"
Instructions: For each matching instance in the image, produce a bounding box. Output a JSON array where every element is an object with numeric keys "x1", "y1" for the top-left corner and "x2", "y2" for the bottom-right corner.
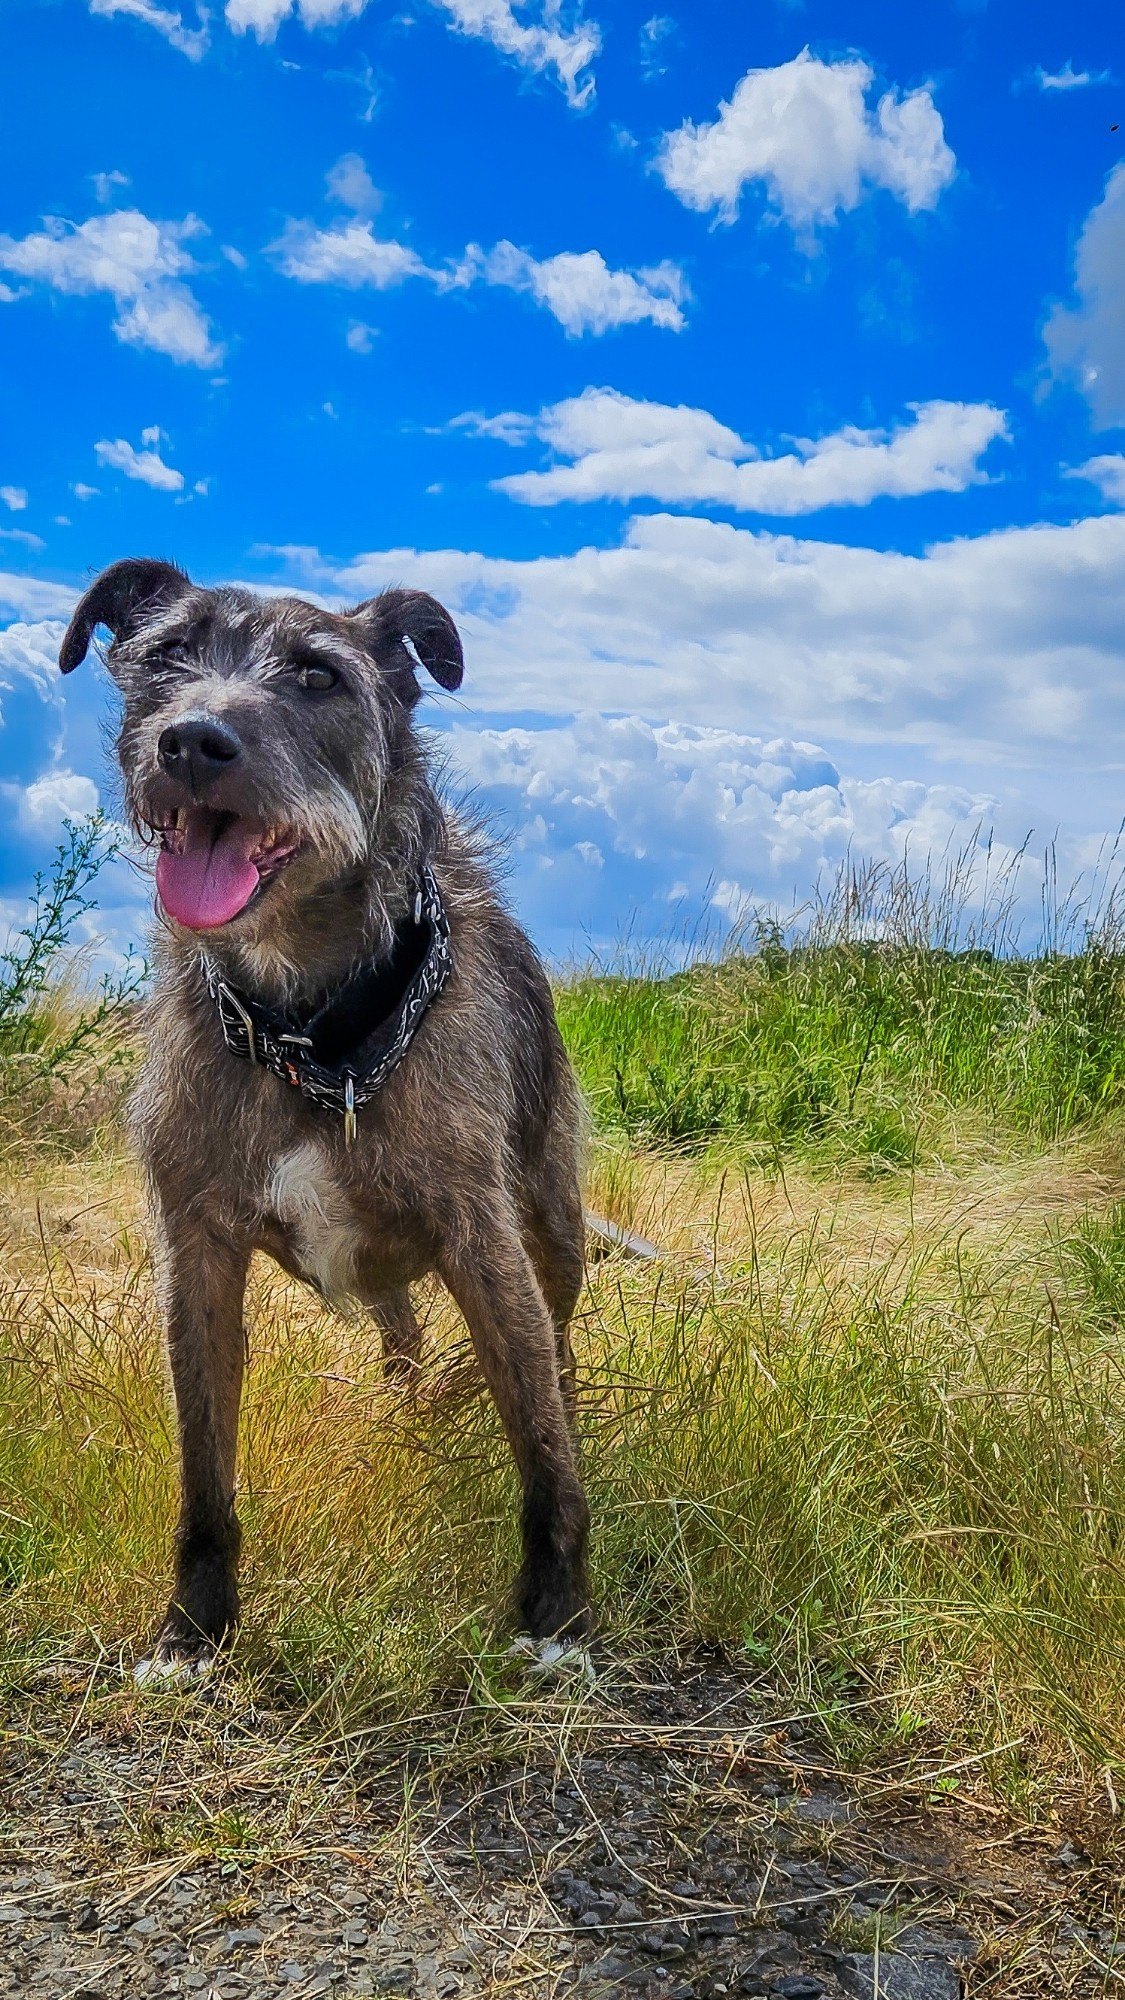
[
  {"x1": 132, "y1": 1645, "x2": 216, "y2": 1688},
  {"x1": 509, "y1": 1634, "x2": 597, "y2": 1683}
]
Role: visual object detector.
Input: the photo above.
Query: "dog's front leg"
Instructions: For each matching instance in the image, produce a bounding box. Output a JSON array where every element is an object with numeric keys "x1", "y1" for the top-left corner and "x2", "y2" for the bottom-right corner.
[
  {"x1": 439, "y1": 1212, "x2": 591, "y2": 1644},
  {"x1": 140, "y1": 1212, "x2": 250, "y2": 1676}
]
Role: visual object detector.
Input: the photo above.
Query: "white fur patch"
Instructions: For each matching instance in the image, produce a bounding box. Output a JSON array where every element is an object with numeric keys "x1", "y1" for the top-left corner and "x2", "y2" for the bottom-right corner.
[
  {"x1": 269, "y1": 1141, "x2": 362, "y2": 1305},
  {"x1": 133, "y1": 1651, "x2": 213, "y2": 1687},
  {"x1": 509, "y1": 1635, "x2": 596, "y2": 1682}
]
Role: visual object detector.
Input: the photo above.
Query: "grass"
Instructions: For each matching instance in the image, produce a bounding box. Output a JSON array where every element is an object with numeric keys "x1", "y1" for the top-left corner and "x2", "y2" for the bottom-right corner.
[{"x1": 6, "y1": 838, "x2": 1125, "y2": 1802}]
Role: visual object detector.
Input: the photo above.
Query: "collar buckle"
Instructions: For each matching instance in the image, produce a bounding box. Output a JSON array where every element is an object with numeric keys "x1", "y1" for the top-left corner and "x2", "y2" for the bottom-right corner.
[
  {"x1": 217, "y1": 978, "x2": 258, "y2": 1065},
  {"x1": 343, "y1": 1073, "x2": 357, "y2": 1147}
]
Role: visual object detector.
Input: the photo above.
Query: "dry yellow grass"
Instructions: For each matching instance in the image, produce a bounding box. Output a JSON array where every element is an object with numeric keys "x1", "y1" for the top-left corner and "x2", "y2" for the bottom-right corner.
[{"x1": 5, "y1": 1121, "x2": 1125, "y2": 1796}]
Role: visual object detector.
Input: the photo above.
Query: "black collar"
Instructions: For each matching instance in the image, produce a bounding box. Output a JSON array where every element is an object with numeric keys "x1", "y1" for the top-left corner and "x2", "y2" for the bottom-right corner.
[{"x1": 201, "y1": 864, "x2": 452, "y2": 1144}]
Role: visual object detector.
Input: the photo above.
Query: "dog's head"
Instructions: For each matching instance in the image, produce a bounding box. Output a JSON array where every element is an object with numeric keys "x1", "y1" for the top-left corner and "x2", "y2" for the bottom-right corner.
[{"x1": 59, "y1": 558, "x2": 463, "y2": 936}]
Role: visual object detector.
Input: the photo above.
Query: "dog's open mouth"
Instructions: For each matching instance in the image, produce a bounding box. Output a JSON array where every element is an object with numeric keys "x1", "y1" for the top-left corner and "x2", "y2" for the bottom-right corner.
[{"x1": 153, "y1": 807, "x2": 301, "y2": 931}]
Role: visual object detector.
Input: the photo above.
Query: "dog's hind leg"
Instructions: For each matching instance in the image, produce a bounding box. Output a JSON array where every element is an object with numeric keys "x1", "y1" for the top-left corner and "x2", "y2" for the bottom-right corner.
[
  {"x1": 137, "y1": 1213, "x2": 250, "y2": 1679},
  {"x1": 372, "y1": 1286, "x2": 423, "y2": 1381},
  {"x1": 438, "y1": 1200, "x2": 590, "y2": 1642}
]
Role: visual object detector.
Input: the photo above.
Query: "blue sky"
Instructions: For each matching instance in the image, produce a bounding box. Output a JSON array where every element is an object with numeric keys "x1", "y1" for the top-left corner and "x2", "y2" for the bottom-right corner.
[{"x1": 1, "y1": 0, "x2": 1124, "y2": 963}]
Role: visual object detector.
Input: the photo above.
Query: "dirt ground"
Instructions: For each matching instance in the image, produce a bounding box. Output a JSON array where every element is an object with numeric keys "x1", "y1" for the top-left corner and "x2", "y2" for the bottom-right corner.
[{"x1": 2, "y1": 1651, "x2": 1123, "y2": 2000}]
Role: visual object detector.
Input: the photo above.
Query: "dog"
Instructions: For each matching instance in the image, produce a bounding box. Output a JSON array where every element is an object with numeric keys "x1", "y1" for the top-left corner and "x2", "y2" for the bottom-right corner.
[{"x1": 59, "y1": 557, "x2": 591, "y2": 1676}]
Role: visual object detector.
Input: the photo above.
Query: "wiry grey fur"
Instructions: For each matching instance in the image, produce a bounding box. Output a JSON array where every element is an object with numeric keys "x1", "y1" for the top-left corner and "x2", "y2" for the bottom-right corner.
[{"x1": 59, "y1": 559, "x2": 591, "y2": 1669}]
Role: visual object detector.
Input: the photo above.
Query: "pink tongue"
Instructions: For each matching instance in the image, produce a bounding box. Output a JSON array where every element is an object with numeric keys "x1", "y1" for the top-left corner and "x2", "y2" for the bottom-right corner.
[{"x1": 156, "y1": 814, "x2": 262, "y2": 930}]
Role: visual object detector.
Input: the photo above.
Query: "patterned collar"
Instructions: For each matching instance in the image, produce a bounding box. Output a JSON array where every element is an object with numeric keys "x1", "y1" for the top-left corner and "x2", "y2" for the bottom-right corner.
[{"x1": 201, "y1": 864, "x2": 452, "y2": 1145}]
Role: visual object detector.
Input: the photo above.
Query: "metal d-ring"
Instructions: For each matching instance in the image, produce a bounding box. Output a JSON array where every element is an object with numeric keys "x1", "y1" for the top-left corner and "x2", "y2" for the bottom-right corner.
[{"x1": 218, "y1": 980, "x2": 258, "y2": 1065}]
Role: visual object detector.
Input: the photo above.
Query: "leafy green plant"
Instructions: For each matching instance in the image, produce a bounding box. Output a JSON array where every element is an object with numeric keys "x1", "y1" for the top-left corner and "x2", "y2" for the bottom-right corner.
[{"x1": 0, "y1": 815, "x2": 142, "y2": 1128}]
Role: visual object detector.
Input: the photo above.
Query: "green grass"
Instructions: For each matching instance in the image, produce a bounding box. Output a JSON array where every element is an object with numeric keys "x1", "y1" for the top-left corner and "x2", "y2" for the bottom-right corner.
[
  {"x1": 6, "y1": 840, "x2": 1125, "y2": 1795},
  {"x1": 558, "y1": 939, "x2": 1125, "y2": 1163}
]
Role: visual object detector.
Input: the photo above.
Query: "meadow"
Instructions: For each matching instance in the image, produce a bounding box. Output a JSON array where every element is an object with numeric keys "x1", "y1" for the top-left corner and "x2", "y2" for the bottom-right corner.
[{"x1": 6, "y1": 827, "x2": 1125, "y2": 1813}]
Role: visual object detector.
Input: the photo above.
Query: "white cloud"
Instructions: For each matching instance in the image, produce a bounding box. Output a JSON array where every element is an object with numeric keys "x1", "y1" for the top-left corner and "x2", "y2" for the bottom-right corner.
[
  {"x1": 92, "y1": 169, "x2": 131, "y2": 203},
  {"x1": 0, "y1": 209, "x2": 221, "y2": 367},
  {"x1": 346, "y1": 320, "x2": 378, "y2": 352},
  {"x1": 18, "y1": 770, "x2": 101, "y2": 834},
  {"x1": 89, "y1": 0, "x2": 209, "y2": 57},
  {"x1": 0, "y1": 487, "x2": 27, "y2": 512},
  {"x1": 478, "y1": 242, "x2": 687, "y2": 334},
  {"x1": 272, "y1": 218, "x2": 435, "y2": 289},
  {"x1": 432, "y1": 0, "x2": 600, "y2": 108},
  {"x1": 277, "y1": 506, "x2": 1125, "y2": 768},
  {"x1": 0, "y1": 578, "x2": 76, "y2": 621},
  {"x1": 453, "y1": 408, "x2": 536, "y2": 444},
  {"x1": 1043, "y1": 163, "x2": 1125, "y2": 428},
  {"x1": 450, "y1": 710, "x2": 1006, "y2": 935},
  {"x1": 654, "y1": 48, "x2": 955, "y2": 229},
  {"x1": 72, "y1": 483, "x2": 99, "y2": 502},
  {"x1": 1034, "y1": 61, "x2": 1113, "y2": 91},
  {"x1": 222, "y1": 0, "x2": 600, "y2": 105},
  {"x1": 1071, "y1": 455, "x2": 1125, "y2": 505},
  {"x1": 274, "y1": 220, "x2": 689, "y2": 334},
  {"x1": 326, "y1": 152, "x2": 382, "y2": 216},
  {"x1": 94, "y1": 435, "x2": 185, "y2": 492},
  {"x1": 639, "y1": 15, "x2": 673, "y2": 81},
  {"x1": 0, "y1": 529, "x2": 45, "y2": 552},
  {"x1": 484, "y1": 388, "x2": 1008, "y2": 511}
]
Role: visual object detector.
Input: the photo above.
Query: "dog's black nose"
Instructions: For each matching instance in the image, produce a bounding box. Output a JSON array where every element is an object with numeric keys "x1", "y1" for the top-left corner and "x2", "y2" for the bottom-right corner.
[{"x1": 158, "y1": 714, "x2": 242, "y2": 787}]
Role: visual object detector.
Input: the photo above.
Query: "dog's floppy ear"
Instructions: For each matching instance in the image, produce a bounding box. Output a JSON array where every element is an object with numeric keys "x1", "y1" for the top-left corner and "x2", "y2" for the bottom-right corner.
[
  {"x1": 59, "y1": 557, "x2": 191, "y2": 675},
  {"x1": 352, "y1": 588, "x2": 464, "y2": 694}
]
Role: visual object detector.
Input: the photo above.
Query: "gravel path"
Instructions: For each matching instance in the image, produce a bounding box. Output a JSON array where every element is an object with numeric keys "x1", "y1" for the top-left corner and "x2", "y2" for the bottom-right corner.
[{"x1": 0, "y1": 1656, "x2": 1117, "y2": 1999}]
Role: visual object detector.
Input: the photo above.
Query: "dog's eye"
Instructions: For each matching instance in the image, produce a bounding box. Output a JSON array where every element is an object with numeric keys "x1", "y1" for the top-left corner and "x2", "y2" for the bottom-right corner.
[{"x1": 296, "y1": 661, "x2": 339, "y2": 692}]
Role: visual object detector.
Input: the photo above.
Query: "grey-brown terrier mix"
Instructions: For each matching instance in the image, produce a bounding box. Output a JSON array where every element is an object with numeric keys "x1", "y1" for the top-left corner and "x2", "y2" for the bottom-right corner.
[{"x1": 59, "y1": 557, "x2": 591, "y2": 1676}]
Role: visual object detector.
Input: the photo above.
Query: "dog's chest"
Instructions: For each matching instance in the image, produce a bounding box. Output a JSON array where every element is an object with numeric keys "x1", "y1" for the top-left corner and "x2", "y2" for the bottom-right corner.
[{"x1": 266, "y1": 1142, "x2": 365, "y2": 1306}]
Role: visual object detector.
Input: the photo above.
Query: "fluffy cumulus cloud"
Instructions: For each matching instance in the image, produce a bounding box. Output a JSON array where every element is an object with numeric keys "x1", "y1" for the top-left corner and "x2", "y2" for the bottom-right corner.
[
  {"x1": 0, "y1": 209, "x2": 221, "y2": 367},
  {"x1": 94, "y1": 431, "x2": 185, "y2": 492},
  {"x1": 273, "y1": 217, "x2": 688, "y2": 334},
  {"x1": 477, "y1": 243, "x2": 686, "y2": 334},
  {"x1": 272, "y1": 219, "x2": 436, "y2": 291},
  {"x1": 1044, "y1": 163, "x2": 1125, "y2": 428},
  {"x1": 0, "y1": 488, "x2": 27, "y2": 512},
  {"x1": 18, "y1": 769, "x2": 101, "y2": 834},
  {"x1": 88, "y1": 0, "x2": 209, "y2": 57},
  {"x1": 478, "y1": 387, "x2": 1008, "y2": 510},
  {"x1": 654, "y1": 48, "x2": 955, "y2": 229},
  {"x1": 218, "y1": 0, "x2": 599, "y2": 103},
  {"x1": 448, "y1": 711, "x2": 1004, "y2": 941},
  {"x1": 273, "y1": 506, "x2": 1125, "y2": 765}
]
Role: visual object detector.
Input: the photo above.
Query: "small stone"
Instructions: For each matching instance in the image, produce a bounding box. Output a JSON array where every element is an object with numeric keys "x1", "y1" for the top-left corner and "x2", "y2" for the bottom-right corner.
[
  {"x1": 372, "y1": 1967, "x2": 415, "y2": 1995},
  {"x1": 893, "y1": 1927, "x2": 976, "y2": 1963},
  {"x1": 839, "y1": 1956, "x2": 960, "y2": 2000},
  {"x1": 279, "y1": 1966, "x2": 305, "y2": 1984},
  {"x1": 772, "y1": 1980, "x2": 824, "y2": 1999},
  {"x1": 182, "y1": 1977, "x2": 208, "y2": 1993},
  {"x1": 0, "y1": 1907, "x2": 24, "y2": 1926},
  {"x1": 74, "y1": 1903, "x2": 100, "y2": 1933},
  {"x1": 342, "y1": 1921, "x2": 369, "y2": 1947},
  {"x1": 225, "y1": 1928, "x2": 265, "y2": 1950},
  {"x1": 130, "y1": 1916, "x2": 160, "y2": 1935},
  {"x1": 1053, "y1": 1839, "x2": 1088, "y2": 1870}
]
